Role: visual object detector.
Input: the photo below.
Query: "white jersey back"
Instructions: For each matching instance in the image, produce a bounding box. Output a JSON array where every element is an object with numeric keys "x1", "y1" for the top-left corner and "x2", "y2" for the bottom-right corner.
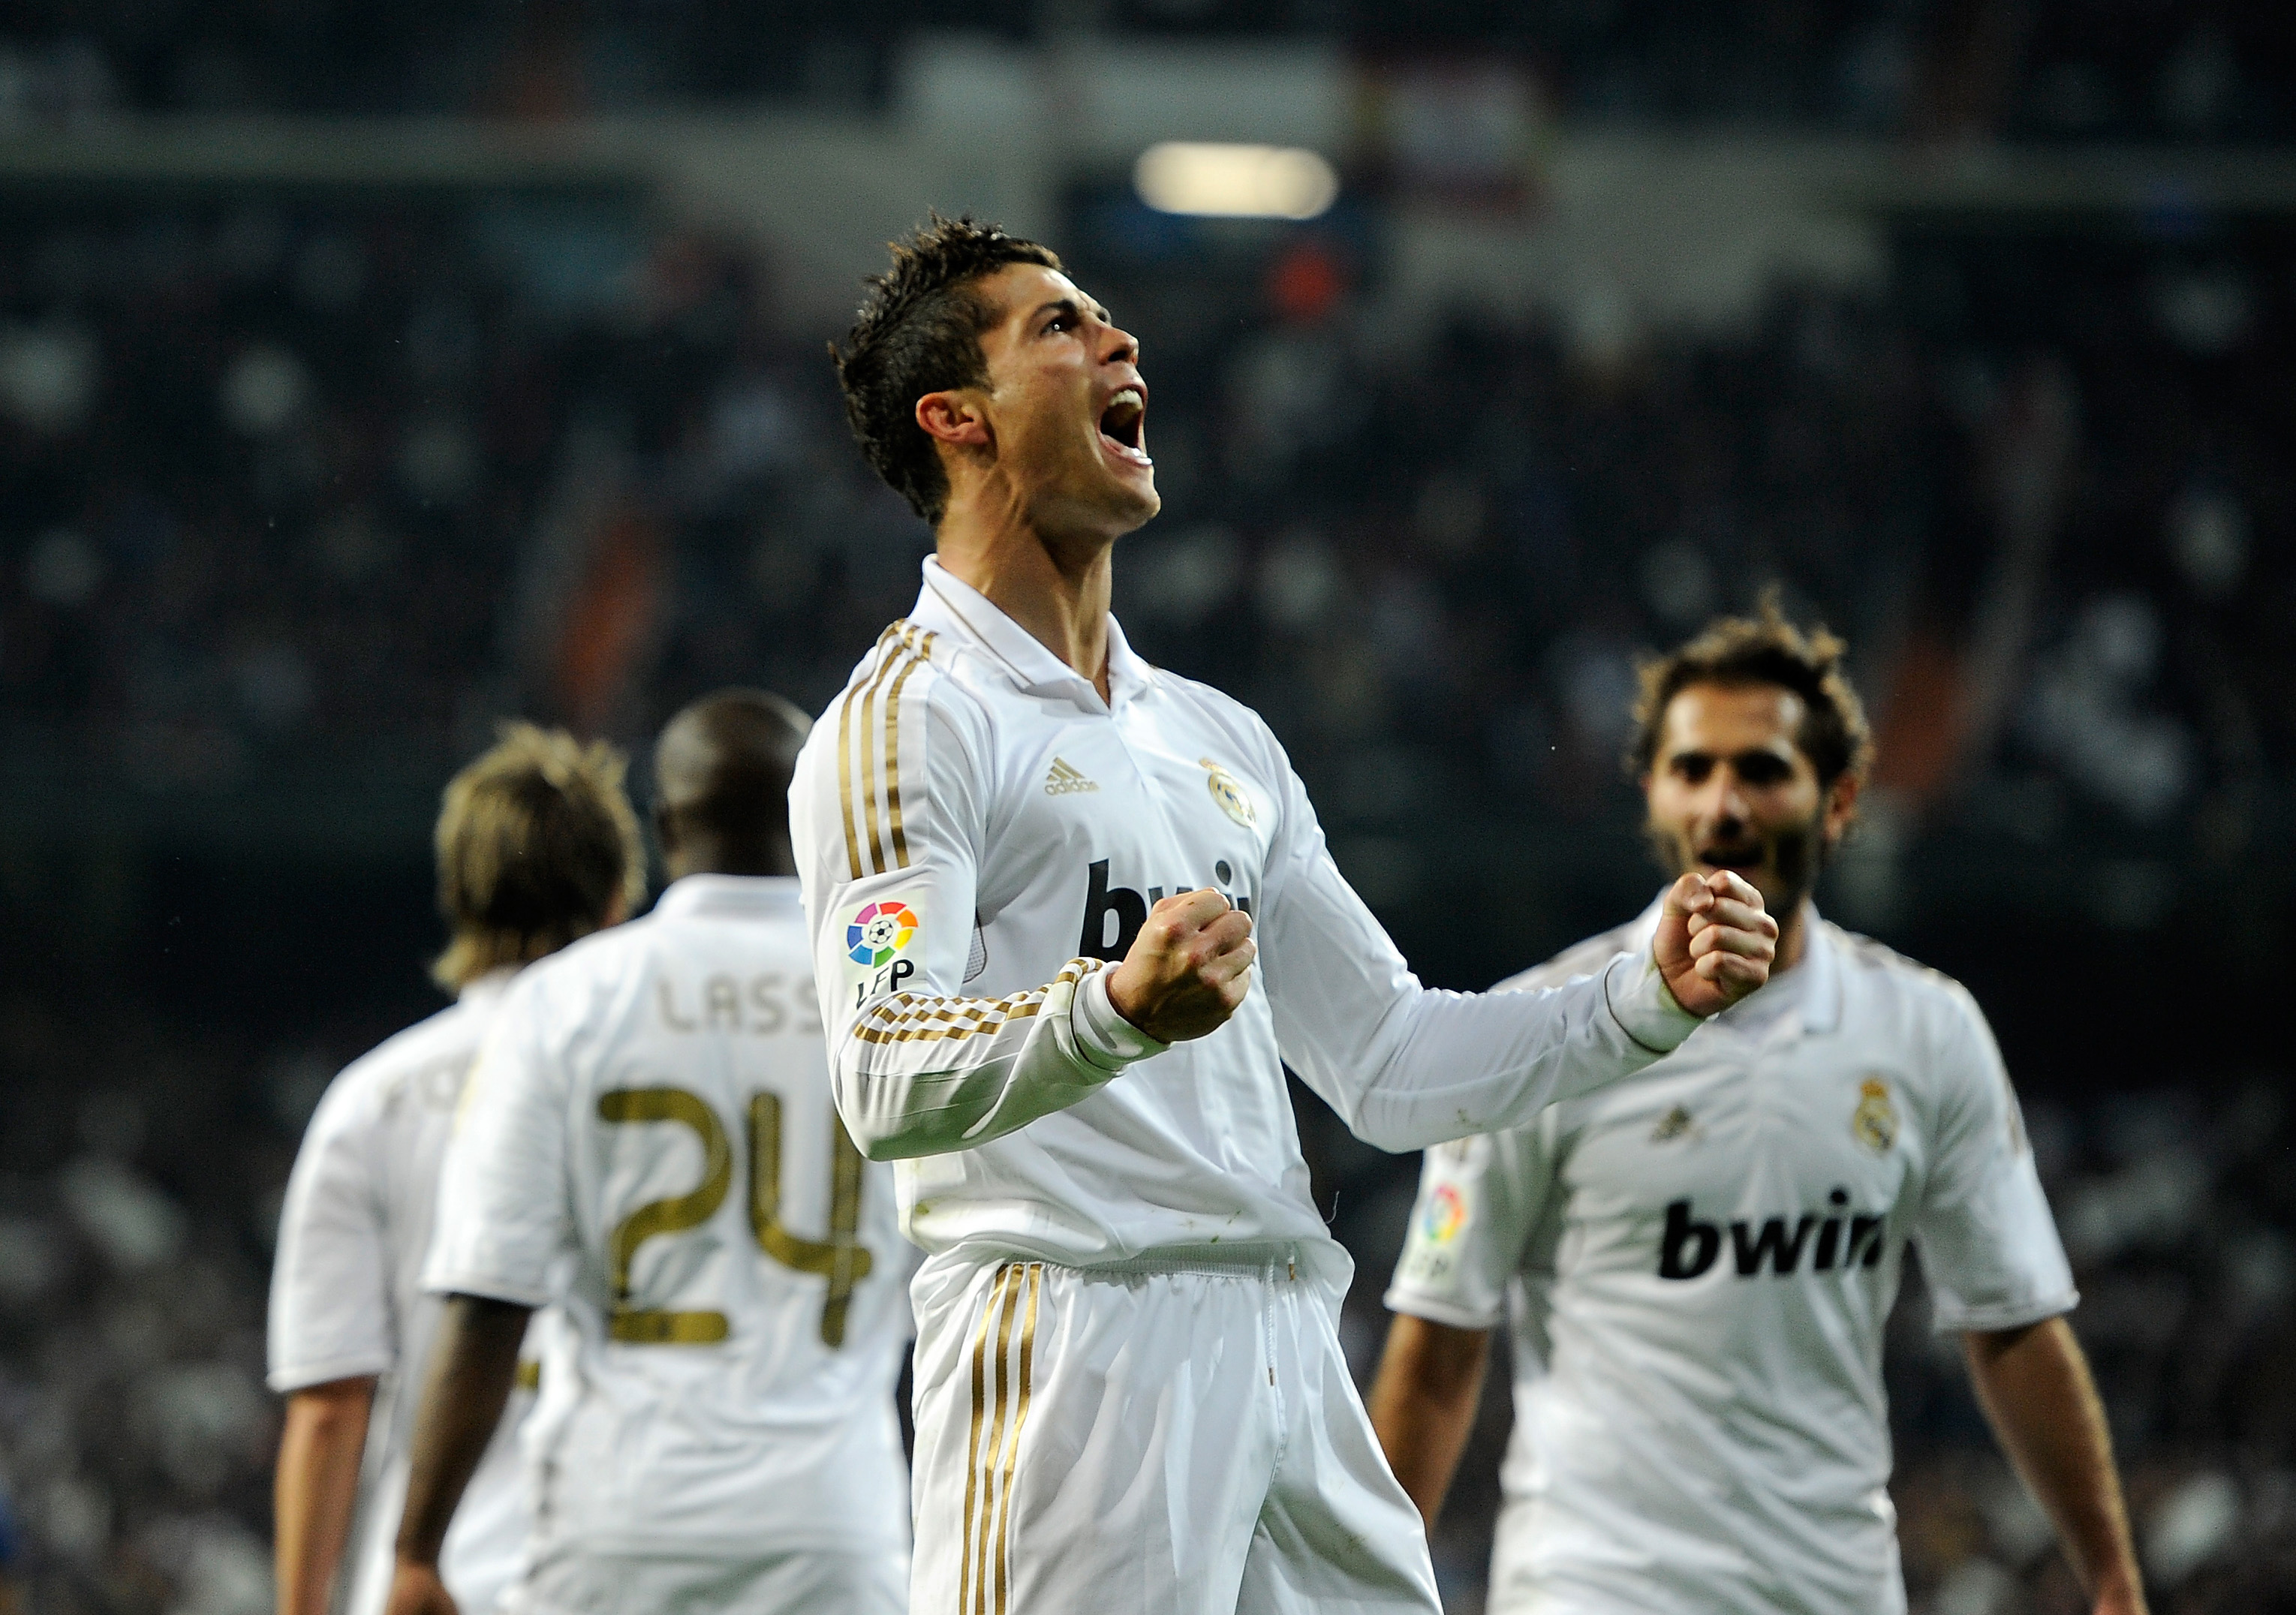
[
  {"x1": 1385, "y1": 906, "x2": 2077, "y2": 1614},
  {"x1": 267, "y1": 976, "x2": 533, "y2": 1615},
  {"x1": 425, "y1": 875, "x2": 913, "y2": 1561}
]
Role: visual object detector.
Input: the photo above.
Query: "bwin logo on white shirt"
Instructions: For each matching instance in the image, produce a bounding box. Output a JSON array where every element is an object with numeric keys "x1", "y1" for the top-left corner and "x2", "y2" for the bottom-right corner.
[
  {"x1": 1658, "y1": 1192, "x2": 1887, "y2": 1280},
  {"x1": 1078, "y1": 859, "x2": 1257, "y2": 961}
]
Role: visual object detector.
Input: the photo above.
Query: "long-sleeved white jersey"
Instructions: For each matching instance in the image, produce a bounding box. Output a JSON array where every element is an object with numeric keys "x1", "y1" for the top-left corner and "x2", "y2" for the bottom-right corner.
[{"x1": 790, "y1": 556, "x2": 1701, "y2": 1289}]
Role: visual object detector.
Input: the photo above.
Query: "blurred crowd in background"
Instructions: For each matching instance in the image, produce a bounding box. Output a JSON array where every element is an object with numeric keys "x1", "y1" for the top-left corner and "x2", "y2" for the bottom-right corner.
[
  {"x1": 5, "y1": 4, "x2": 2295, "y2": 1613},
  {"x1": 2, "y1": 0, "x2": 2292, "y2": 139}
]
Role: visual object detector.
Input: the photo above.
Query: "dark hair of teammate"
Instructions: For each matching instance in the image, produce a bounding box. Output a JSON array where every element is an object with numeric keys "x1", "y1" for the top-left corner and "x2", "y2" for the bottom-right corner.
[
  {"x1": 431, "y1": 723, "x2": 645, "y2": 991},
  {"x1": 829, "y1": 212, "x2": 1063, "y2": 525},
  {"x1": 652, "y1": 688, "x2": 813, "y2": 882},
  {"x1": 1626, "y1": 597, "x2": 1876, "y2": 798}
]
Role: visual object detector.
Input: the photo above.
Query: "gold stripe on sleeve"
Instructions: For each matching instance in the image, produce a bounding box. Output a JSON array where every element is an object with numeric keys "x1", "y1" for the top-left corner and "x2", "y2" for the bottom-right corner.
[
  {"x1": 835, "y1": 624, "x2": 901, "y2": 879},
  {"x1": 852, "y1": 1002, "x2": 1046, "y2": 1046},
  {"x1": 858, "y1": 623, "x2": 922, "y2": 876},
  {"x1": 881, "y1": 627, "x2": 937, "y2": 871}
]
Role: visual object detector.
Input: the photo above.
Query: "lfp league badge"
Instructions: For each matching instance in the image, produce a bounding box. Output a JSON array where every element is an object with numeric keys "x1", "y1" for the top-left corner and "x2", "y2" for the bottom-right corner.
[{"x1": 844, "y1": 898, "x2": 921, "y2": 1009}]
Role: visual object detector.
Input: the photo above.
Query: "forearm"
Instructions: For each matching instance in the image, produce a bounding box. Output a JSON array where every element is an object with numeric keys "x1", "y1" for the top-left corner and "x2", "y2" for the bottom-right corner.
[
  {"x1": 1350, "y1": 955, "x2": 1693, "y2": 1150},
  {"x1": 396, "y1": 1296, "x2": 532, "y2": 1568},
  {"x1": 1964, "y1": 1319, "x2": 2146, "y2": 1607},
  {"x1": 835, "y1": 960, "x2": 1160, "y2": 1159},
  {"x1": 1367, "y1": 1315, "x2": 1491, "y2": 1526},
  {"x1": 275, "y1": 1377, "x2": 376, "y2": 1615}
]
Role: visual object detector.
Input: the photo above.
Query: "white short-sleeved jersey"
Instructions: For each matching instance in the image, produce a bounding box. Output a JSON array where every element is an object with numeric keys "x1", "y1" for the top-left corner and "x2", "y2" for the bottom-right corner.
[
  {"x1": 268, "y1": 976, "x2": 534, "y2": 1615},
  {"x1": 1384, "y1": 904, "x2": 2078, "y2": 1614},
  {"x1": 425, "y1": 874, "x2": 914, "y2": 1562},
  {"x1": 788, "y1": 557, "x2": 1699, "y2": 1295}
]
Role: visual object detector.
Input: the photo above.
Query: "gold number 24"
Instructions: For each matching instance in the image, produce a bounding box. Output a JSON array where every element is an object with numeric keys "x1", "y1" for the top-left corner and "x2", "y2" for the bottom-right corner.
[{"x1": 596, "y1": 1087, "x2": 874, "y2": 1348}]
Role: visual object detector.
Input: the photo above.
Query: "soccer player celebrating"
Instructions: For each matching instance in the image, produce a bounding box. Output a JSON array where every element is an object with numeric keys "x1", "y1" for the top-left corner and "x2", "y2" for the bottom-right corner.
[
  {"x1": 792, "y1": 215, "x2": 1777, "y2": 1613},
  {"x1": 1368, "y1": 608, "x2": 2147, "y2": 1615},
  {"x1": 388, "y1": 690, "x2": 915, "y2": 1615},
  {"x1": 270, "y1": 724, "x2": 645, "y2": 1615}
]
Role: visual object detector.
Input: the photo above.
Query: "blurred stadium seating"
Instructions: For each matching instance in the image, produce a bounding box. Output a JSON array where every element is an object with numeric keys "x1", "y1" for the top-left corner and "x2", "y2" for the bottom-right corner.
[{"x1": 3, "y1": 6, "x2": 2293, "y2": 1613}]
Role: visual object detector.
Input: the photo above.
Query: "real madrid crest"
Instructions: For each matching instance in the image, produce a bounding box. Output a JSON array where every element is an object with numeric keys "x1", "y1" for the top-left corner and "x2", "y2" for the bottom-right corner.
[
  {"x1": 1852, "y1": 1077, "x2": 1898, "y2": 1153},
  {"x1": 1200, "y1": 757, "x2": 1257, "y2": 828}
]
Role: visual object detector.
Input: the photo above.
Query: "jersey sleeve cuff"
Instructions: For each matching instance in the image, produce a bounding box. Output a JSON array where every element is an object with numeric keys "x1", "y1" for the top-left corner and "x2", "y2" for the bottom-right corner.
[
  {"x1": 1929, "y1": 1289, "x2": 2080, "y2": 1336},
  {"x1": 419, "y1": 1271, "x2": 555, "y2": 1309},
  {"x1": 1603, "y1": 950, "x2": 1699, "y2": 1054},
  {"x1": 266, "y1": 1352, "x2": 394, "y2": 1394},
  {"x1": 1380, "y1": 1287, "x2": 1504, "y2": 1332},
  {"x1": 1072, "y1": 962, "x2": 1171, "y2": 1074}
]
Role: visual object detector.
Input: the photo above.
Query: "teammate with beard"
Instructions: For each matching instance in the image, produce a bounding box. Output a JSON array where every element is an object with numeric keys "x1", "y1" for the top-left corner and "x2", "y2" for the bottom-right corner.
[
  {"x1": 794, "y1": 215, "x2": 1779, "y2": 1615},
  {"x1": 1368, "y1": 606, "x2": 2146, "y2": 1615}
]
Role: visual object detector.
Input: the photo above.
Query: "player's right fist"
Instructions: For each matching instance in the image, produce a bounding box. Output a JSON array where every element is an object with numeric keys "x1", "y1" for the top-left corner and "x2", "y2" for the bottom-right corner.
[{"x1": 1106, "y1": 889, "x2": 1256, "y2": 1045}]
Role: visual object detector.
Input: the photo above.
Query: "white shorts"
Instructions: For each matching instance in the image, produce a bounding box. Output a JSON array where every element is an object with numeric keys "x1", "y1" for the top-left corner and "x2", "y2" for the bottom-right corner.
[
  {"x1": 910, "y1": 1248, "x2": 1440, "y2": 1615},
  {"x1": 507, "y1": 1546, "x2": 907, "y2": 1615}
]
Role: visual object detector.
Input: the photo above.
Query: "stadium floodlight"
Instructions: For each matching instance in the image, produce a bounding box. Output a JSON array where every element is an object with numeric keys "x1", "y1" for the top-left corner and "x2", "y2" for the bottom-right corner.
[{"x1": 1133, "y1": 143, "x2": 1339, "y2": 221}]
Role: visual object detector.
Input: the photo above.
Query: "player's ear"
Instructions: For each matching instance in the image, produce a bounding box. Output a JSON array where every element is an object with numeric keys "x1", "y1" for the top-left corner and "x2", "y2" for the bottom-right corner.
[
  {"x1": 1822, "y1": 771, "x2": 1860, "y2": 845},
  {"x1": 916, "y1": 389, "x2": 992, "y2": 450}
]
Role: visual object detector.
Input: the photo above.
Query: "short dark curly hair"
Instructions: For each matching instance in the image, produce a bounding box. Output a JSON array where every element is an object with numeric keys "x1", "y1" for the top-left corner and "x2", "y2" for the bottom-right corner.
[
  {"x1": 830, "y1": 213, "x2": 1063, "y2": 525},
  {"x1": 1626, "y1": 599, "x2": 1875, "y2": 793}
]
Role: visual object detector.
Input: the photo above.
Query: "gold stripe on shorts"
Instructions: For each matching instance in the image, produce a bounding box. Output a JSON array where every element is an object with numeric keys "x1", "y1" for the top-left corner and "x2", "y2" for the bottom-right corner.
[{"x1": 961, "y1": 1262, "x2": 1042, "y2": 1615}]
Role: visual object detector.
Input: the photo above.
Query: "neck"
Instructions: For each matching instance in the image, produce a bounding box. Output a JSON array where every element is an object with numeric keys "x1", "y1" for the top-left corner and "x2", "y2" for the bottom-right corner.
[
  {"x1": 1771, "y1": 895, "x2": 1816, "y2": 974},
  {"x1": 663, "y1": 836, "x2": 793, "y2": 883},
  {"x1": 935, "y1": 498, "x2": 1115, "y2": 700}
]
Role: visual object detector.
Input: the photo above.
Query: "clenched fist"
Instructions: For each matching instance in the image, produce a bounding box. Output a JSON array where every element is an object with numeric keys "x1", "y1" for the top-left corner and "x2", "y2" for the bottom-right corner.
[
  {"x1": 1106, "y1": 889, "x2": 1256, "y2": 1044},
  {"x1": 1654, "y1": 869, "x2": 1777, "y2": 1017}
]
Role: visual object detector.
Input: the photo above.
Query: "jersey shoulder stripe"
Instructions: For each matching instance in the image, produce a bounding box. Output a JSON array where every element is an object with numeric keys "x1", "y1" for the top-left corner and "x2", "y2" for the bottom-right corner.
[
  {"x1": 1492, "y1": 921, "x2": 1644, "y2": 995},
  {"x1": 1825, "y1": 923, "x2": 1973, "y2": 1010},
  {"x1": 832, "y1": 619, "x2": 941, "y2": 880}
]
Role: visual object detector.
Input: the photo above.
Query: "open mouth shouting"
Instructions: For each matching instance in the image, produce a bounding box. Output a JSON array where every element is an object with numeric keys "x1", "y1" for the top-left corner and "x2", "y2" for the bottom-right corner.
[
  {"x1": 1099, "y1": 384, "x2": 1151, "y2": 468},
  {"x1": 1697, "y1": 843, "x2": 1767, "y2": 875}
]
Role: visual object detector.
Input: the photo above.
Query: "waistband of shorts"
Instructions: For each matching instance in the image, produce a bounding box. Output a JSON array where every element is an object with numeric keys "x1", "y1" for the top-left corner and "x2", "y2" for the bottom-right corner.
[{"x1": 1063, "y1": 1241, "x2": 1301, "y2": 1281}]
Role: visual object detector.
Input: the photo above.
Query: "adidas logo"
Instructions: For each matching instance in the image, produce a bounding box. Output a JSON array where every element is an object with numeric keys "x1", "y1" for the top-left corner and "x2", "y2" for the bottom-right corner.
[{"x1": 1044, "y1": 758, "x2": 1100, "y2": 795}]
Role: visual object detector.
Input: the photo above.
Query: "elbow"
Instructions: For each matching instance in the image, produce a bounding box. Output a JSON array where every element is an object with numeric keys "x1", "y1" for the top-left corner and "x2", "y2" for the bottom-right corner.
[
  {"x1": 857, "y1": 1127, "x2": 925, "y2": 1163},
  {"x1": 1347, "y1": 1100, "x2": 1464, "y2": 1156},
  {"x1": 835, "y1": 1090, "x2": 940, "y2": 1163}
]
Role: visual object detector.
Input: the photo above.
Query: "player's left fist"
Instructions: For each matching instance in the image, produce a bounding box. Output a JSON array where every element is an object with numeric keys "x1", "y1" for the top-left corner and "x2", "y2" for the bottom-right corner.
[{"x1": 1654, "y1": 869, "x2": 1776, "y2": 1018}]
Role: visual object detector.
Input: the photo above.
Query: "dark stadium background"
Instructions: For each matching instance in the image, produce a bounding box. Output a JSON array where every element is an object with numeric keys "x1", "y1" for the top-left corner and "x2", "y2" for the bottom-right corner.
[{"x1": 3, "y1": 5, "x2": 2293, "y2": 1612}]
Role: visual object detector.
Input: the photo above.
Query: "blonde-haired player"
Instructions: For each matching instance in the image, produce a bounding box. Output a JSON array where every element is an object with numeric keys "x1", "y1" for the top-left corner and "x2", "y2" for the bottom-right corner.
[
  {"x1": 390, "y1": 690, "x2": 915, "y2": 1615},
  {"x1": 269, "y1": 724, "x2": 644, "y2": 1615}
]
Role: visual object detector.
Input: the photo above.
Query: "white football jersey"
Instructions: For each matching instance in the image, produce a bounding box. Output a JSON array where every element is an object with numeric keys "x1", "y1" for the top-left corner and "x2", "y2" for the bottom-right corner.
[
  {"x1": 789, "y1": 557, "x2": 1699, "y2": 1296},
  {"x1": 425, "y1": 875, "x2": 914, "y2": 1562},
  {"x1": 1384, "y1": 903, "x2": 2078, "y2": 1615},
  {"x1": 268, "y1": 975, "x2": 534, "y2": 1615}
]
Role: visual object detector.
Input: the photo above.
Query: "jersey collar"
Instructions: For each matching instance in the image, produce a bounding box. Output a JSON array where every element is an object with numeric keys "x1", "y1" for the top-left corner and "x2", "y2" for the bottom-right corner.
[
  {"x1": 456, "y1": 967, "x2": 519, "y2": 1007},
  {"x1": 652, "y1": 873, "x2": 804, "y2": 920},
  {"x1": 1623, "y1": 889, "x2": 1843, "y2": 1038},
  {"x1": 913, "y1": 555, "x2": 1154, "y2": 714}
]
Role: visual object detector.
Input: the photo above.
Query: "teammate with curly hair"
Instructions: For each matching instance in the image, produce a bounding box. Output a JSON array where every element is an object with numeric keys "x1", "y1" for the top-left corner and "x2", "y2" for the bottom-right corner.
[{"x1": 1368, "y1": 606, "x2": 2147, "y2": 1615}]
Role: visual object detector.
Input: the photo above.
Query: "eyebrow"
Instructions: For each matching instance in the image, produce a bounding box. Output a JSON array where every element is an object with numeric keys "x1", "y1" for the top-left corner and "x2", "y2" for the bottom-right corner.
[{"x1": 1034, "y1": 296, "x2": 1109, "y2": 327}]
